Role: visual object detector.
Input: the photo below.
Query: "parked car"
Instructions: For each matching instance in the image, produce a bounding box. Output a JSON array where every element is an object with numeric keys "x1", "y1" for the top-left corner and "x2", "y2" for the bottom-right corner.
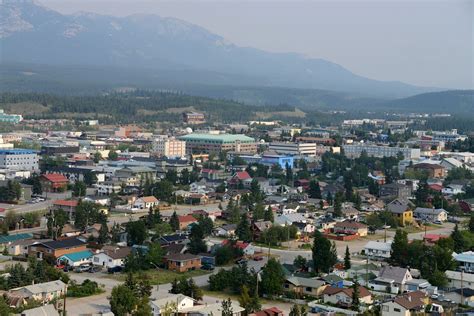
[
  {"x1": 201, "y1": 264, "x2": 215, "y2": 271},
  {"x1": 433, "y1": 220, "x2": 443, "y2": 225},
  {"x1": 89, "y1": 265, "x2": 102, "y2": 273},
  {"x1": 107, "y1": 266, "x2": 123, "y2": 274},
  {"x1": 235, "y1": 258, "x2": 248, "y2": 265},
  {"x1": 253, "y1": 256, "x2": 264, "y2": 261},
  {"x1": 75, "y1": 265, "x2": 91, "y2": 273}
]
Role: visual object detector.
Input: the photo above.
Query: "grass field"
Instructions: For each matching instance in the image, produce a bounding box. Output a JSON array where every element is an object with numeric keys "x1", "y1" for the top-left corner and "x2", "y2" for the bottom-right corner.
[{"x1": 107, "y1": 268, "x2": 210, "y2": 285}]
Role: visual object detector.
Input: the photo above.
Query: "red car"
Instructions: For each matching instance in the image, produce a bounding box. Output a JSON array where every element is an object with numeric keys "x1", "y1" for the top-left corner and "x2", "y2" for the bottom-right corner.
[{"x1": 253, "y1": 256, "x2": 264, "y2": 261}]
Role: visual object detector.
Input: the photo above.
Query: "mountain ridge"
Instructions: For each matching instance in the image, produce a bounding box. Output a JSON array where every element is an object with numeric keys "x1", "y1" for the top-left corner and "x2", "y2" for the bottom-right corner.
[{"x1": 0, "y1": 0, "x2": 441, "y2": 98}]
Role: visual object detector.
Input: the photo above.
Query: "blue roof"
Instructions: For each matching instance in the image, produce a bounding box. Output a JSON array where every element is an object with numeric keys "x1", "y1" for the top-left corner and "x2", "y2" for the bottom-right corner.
[
  {"x1": 0, "y1": 149, "x2": 36, "y2": 155},
  {"x1": 58, "y1": 250, "x2": 93, "y2": 262},
  {"x1": 0, "y1": 233, "x2": 33, "y2": 244}
]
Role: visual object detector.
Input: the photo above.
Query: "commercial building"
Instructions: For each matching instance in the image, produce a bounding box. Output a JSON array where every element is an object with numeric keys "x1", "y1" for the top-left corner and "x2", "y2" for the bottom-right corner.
[
  {"x1": 179, "y1": 133, "x2": 257, "y2": 154},
  {"x1": 268, "y1": 142, "x2": 316, "y2": 156},
  {"x1": 182, "y1": 112, "x2": 205, "y2": 124},
  {"x1": 0, "y1": 109, "x2": 23, "y2": 124},
  {"x1": 152, "y1": 138, "x2": 186, "y2": 158},
  {"x1": 342, "y1": 144, "x2": 420, "y2": 159},
  {"x1": 0, "y1": 149, "x2": 39, "y2": 171}
]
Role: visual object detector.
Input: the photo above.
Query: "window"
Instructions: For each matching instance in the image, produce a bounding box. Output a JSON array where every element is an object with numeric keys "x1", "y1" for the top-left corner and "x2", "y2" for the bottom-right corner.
[
  {"x1": 394, "y1": 308, "x2": 401, "y2": 312},
  {"x1": 382, "y1": 306, "x2": 389, "y2": 312},
  {"x1": 305, "y1": 287, "x2": 312, "y2": 292}
]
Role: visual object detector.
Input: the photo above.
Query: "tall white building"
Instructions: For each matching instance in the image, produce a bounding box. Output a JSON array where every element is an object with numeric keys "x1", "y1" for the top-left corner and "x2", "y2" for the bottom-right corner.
[
  {"x1": 268, "y1": 142, "x2": 316, "y2": 156},
  {"x1": 152, "y1": 138, "x2": 186, "y2": 158},
  {"x1": 342, "y1": 144, "x2": 420, "y2": 159},
  {"x1": 0, "y1": 149, "x2": 39, "y2": 171}
]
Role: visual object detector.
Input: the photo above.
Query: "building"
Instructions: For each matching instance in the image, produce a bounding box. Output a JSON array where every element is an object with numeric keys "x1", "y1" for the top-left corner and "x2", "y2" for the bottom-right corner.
[
  {"x1": 92, "y1": 246, "x2": 131, "y2": 268},
  {"x1": 453, "y1": 251, "x2": 474, "y2": 273},
  {"x1": 165, "y1": 253, "x2": 201, "y2": 272},
  {"x1": 152, "y1": 138, "x2": 186, "y2": 158},
  {"x1": 133, "y1": 196, "x2": 159, "y2": 210},
  {"x1": 284, "y1": 276, "x2": 327, "y2": 297},
  {"x1": 342, "y1": 145, "x2": 420, "y2": 159},
  {"x1": 445, "y1": 270, "x2": 474, "y2": 289},
  {"x1": 20, "y1": 304, "x2": 60, "y2": 316},
  {"x1": 379, "y1": 183, "x2": 412, "y2": 200},
  {"x1": 182, "y1": 112, "x2": 205, "y2": 124},
  {"x1": 413, "y1": 207, "x2": 447, "y2": 222},
  {"x1": 0, "y1": 149, "x2": 38, "y2": 171},
  {"x1": 179, "y1": 133, "x2": 257, "y2": 154},
  {"x1": 322, "y1": 286, "x2": 373, "y2": 306},
  {"x1": 381, "y1": 291, "x2": 429, "y2": 316},
  {"x1": 0, "y1": 109, "x2": 23, "y2": 123},
  {"x1": 412, "y1": 163, "x2": 446, "y2": 178},
  {"x1": 57, "y1": 250, "x2": 93, "y2": 267},
  {"x1": 28, "y1": 238, "x2": 87, "y2": 260},
  {"x1": 150, "y1": 294, "x2": 195, "y2": 316},
  {"x1": 51, "y1": 200, "x2": 79, "y2": 221},
  {"x1": 178, "y1": 215, "x2": 198, "y2": 230},
  {"x1": 40, "y1": 173, "x2": 68, "y2": 192},
  {"x1": 386, "y1": 199, "x2": 414, "y2": 226},
  {"x1": 364, "y1": 240, "x2": 393, "y2": 259},
  {"x1": 333, "y1": 221, "x2": 368, "y2": 236},
  {"x1": 8, "y1": 280, "x2": 66, "y2": 304},
  {"x1": 268, "y1": 142, "x2": 317, "y2": 156},
  {"x1": 376, "y1": 266, "x2": 413, "y2": 293}
]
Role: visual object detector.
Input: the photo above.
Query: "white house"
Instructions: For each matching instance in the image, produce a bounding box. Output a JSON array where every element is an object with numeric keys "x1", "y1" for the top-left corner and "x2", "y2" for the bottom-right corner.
[
  {"x1": 150, "y1": 294, "x2": 195, "y2": 316},
  {"x1": 442, "y1": 184, "x2": 465, "y2": 195},
  {"x1": 364, "y1": 240, "x2": 393, "y2": 259},
  {"x1": 133, "y1": 196, "x2": 159, "y2": 209},
  {"x1": 92, "y1": 247, "x2": 131, "y2": 268},
  {"x1": 413, "y1": 207, "x2": 447, "y2": 222},
  {"x1": 446, "y1": 270, "x2": 474, "y2": 289},
  {"x1": 381, "y1": 291, "x2": 428, "y2": 316},
  {"x1": 453, "y1": 251, "x2": 474, "y2": 273},
  {"x1": 8, "y1": 280, "x2": 66, "y2": 304}
]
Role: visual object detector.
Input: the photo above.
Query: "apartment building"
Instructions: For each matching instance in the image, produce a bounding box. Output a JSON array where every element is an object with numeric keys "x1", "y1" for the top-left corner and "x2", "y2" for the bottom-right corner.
[
  {"x1": 152, "y1": 137, "x2": 186, "y2": 158},
  {"x1": 0, "y1": 149, "x2": 39, "y2": 171},
  {"x1": 268, "y1": 142, "x2": 316, "y2": 156},
  {"x1": 342, "y1": 144, "x2": 420, "y2": 159},
  {"x1": 182, "y1": 112, "x2": 205, "y2": 124},
  {"x1": 179, "y1": 133, "x2": 257, "y2": 154}
]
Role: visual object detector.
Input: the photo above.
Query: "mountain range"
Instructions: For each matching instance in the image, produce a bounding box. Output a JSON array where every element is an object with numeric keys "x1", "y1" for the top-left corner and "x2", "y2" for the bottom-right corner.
[{"x1": 0, "y1": 0, "x2": 440, "y2": 99}]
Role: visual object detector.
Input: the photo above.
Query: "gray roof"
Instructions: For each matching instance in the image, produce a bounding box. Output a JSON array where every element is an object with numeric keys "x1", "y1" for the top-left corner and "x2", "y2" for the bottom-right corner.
[
  {"x1": 12, "y1": 280, "x2": 65, "y2": 295},
  {"x1": 387, "y1": 199, "x2": 413, "y2": 214},
  {"x1": 21, "y1": 304, "x2": 60, "y2": 316},
  {"x1": 414, "y1": 207, "x2": 446, "y2": 215},
  {"x1": 286, "y1": 276, "x2": 325, "y2": 288},
  {"x1": 378, "y1": 266, "x2": 411, "y2": 284}
]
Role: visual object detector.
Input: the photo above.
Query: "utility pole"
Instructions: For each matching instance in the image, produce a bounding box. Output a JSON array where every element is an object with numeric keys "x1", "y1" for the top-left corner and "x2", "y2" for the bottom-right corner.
[
  {"x1": 461, "y1": 268, "x2": 464, "y2": 305},
  {"x1": 63, "y1": 283, "x2": 67, "y2": 316}
]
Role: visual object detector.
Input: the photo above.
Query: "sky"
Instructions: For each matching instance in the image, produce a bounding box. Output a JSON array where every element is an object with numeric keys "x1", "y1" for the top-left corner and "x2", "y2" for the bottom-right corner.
[{"x1": 40, "y1": 0, "x2": 473, "y2": 89}]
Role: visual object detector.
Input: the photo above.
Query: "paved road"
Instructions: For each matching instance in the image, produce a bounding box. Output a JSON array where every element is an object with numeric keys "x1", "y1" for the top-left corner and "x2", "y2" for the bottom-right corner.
[{"x1": 0, "y1": 191, "x2": 73, "y2": 214}]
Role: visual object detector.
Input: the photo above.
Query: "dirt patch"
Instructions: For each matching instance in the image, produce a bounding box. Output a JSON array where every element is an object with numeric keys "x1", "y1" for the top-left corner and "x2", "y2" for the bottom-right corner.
[{"x1": 256, "y1": 108, "x2": 306, "y2": 119}]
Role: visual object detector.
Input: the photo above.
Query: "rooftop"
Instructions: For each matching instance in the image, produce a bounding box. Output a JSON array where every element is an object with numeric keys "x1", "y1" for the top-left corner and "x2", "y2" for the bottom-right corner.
[{"x1": 179, "y1": 133, "x2": 255, "y2": 143}]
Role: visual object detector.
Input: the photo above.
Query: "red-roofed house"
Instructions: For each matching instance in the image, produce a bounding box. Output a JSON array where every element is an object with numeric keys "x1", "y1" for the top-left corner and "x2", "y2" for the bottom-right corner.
[
  {"x1": 428, "y1": 184, "x2": 443, "y2": 192},
  {"x1": 249, "y1": 307, "x2": 284, "y2": 316},
  {"x1": 40, "y1": 174, "x2": 68, "y2": 192},
  {"x1": 228, "y1": 171, "x2": 252, "y2": 188},
  {"x1": 423, "y1": 234, "x2": 448, "y2": 245},
  {"x1": 178, "y1": 215, "x2": 198, "y2": 230},
  {"x1": 51, "y1": 200, "x2": 79, "y2": 220},
  {"x1": 221, "y1": 239, "x2": 255, "y2": 255}
]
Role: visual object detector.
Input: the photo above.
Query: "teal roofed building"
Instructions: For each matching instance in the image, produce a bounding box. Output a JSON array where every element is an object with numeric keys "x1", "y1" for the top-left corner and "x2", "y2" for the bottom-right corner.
[
  {"x1": 0, "y1": 109, "x2": 23, "y2": 124},
  {"x1": 179, "y1": 133, "x2": 257, "y2": 154},
  {"x1": 57, "y1": 250, "x2": 93, "y2": 267}
]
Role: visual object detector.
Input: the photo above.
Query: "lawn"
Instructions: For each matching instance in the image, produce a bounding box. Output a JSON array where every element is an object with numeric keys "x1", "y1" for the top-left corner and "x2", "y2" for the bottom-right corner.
[{"x1": 107, "y1": 268, "x2": 211, "y2": 285}]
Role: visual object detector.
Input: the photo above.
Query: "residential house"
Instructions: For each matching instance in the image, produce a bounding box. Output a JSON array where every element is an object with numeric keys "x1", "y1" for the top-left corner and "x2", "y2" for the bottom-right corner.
[
  {"x1": 28, "y1": 237, "x2": 87, "y2": 260},
  {"x1": 159, "y1": 234, "x2": 189, "y2": 246},
  {"x1": 221, "y1": 239, "x2": 255, "y2": 256},
  {"x1": 386, "y1": 199, "x2": 414, "y2": 226},
  {"x1": 40, "y1": 173, "x2": 68, "y2": 192},
  {"x1": 20, "y1": 304, "x2": 60, "y2": 316},
  {"x1": 228, "y1": 171, "x2": 252, "y2": 188},
  {"x1": 445, "y1": 288, "x2": 474, "y2": 307},
  {"x1": 372, "y1": 266, "x2": 413, "y2": 293},
  {"x1": 380, "y1": 183, "x2": 412, "y2": 201},
  {"x1": 133, "y1": 196, "x2": 159, "y2": 209},
  {"x1": 51, "y1": 199, "x2": 79, "y2": 221},
  {"x1": 214, "y1": 224, "x2": 237, "y2": 237},
  {"x1": 179, "y1": 301, "x2": 245, "y2": 315},
  {"x1": 322, "y1": 286, "x2": 373, "y2": 307},
  {"x1": 8, "y1": 280, "x2": 66, "y2": 304},
  {"x1": 165, "y1": 253, "x2": 201, "y2": 272},
  {"x1": 442, "y1": 184, "x2": 465, "y2": 195},
  {"x1": 114, "y1": 166, "x2": 156, "y2": 187},
  {"x1": 413, "y1": 207, "x2": 447, "y2": 222},
  {"x1": 252, "y1": 221, "x2": 272, "y2": 239},
  {"x1": 178, "y1": 215, "x2": 198, "y2": 230},
  {"x1": 453, "y1": 251, "x2": 474, "y2": 273},
  {"x1": 92, "y1": 246, "x2": 131, "y2": 268},
  {"x1": 284, "y1": 276, "x2": 327, "y2": 297},
  {"x1": 333, "y1": 221, "x2": 368, "y2": 236},
  {"x1": 150, "y1": 294, "x2": 195, "y2": 316},
  {"x1": 7, "y1": 238, "x2": 47, "y2": 256},
  {"x1": 249, "y1": 307, "x2": 284, "y2": 316},
  {"x1": 445, "y1": 270, "x2": 474, "y2": 289},
  {"x1": 412, "y1": 163, "x2": 446, "y2": 178},
  {"x1": 381, "y1": 291, "x2": 429, "y2": 316},
  {"x1": 185, "y1": 193, "x2": 209, "y2": 205},
  {"x1": 0, "y1": 233, "x2": 33, "y2": 253},
  {"x1": 57, "y1": 250, "x2": 93, "y2": 267},
  {"x1": 364, "y1": 240, "x2": 393, "y2": 259}
]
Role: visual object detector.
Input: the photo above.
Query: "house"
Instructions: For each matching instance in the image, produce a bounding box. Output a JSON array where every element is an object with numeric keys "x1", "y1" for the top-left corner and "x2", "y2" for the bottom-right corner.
[
  {"x1": 445, "y1": 270, "x2": 474, "y2": 289},
  {"x1": 412, "y1": 163, "x2": 446, "y2": 178},
  {"x1": 386, "y1": 199, "x2": 414, "y2": 226},
  {"x1": 20, "y1": 304, "x2": 60, "y2": 316},
  {"x1": 178, "y1": 215, "x2": 198, "y2": 230},
  {"x1": 92, "y1": 246, "x2": 131, "y2": 268},
  {"x1": 7, "y1": 238, "x2": 46, "y2": 256},
  {"x1": 28, "y1": 237, "x2": 87, "y2": 260},
  {"x1": 185, "y1": 193, "x2": 209, "y2": 205},
  {"x1": 380, "y1": 183, "x2": 412, "y2": 200},
  {"x1": 381, "y1": 291, "x2": 429, "y2": 316},
  {"x1": 445, "y1": 288, "x2": 474, "y2": 307},
  {"x1": 214, "y1": 224, "x2": 237, "y2": 237},
  {"x1": 180, "y1": 301, "x2": 245, "y2": 315},
  {"x1": 413, "y1": 207, "x2": 447, "y2": 222},
  {"x1": 150, "y1": 294, "x2": 195, "y2": 316},
  {"x1": 364, "y1": 240, "x2": 393, "y2": 259},
  {"x1": 51, "y1": 199, "x2": 79, "y2": 221},
  {"x1": 159, "y1": 234, "x2": 189, "y2": 246},
  {"x1": 333, "y1": 221, "x2": 368, "y2": 236},
  {"x1": 133, "y1": 196, "x2": 159, "y2": 209},
  {"x1": 40, "y1": 173, "x2": 68, "y2": 192},
  {"x1": 252, "y1": 221, "x2": 272, "y2": 239},
  {"x1": 249, "y1": 307, "x2": 284, "y2": 316},
  {"x1": 221, "y1": 239, "x2": 255, "y2": 255},
  {"x1": 322, "y1": 286, "x2": 373, "y2": 307},
  {"x1": 284, "y1": 276, "x2": 327, "y2": 297},
  {"x1": 375, "y1": 266, "x2": 413, "y2": 293},
  {"x1": 322, "y1": 274, "x2": 345, "y2": 288},
  {"x1": 453, "y1": 251, "x2": 474, "y2": 273},
  {"x1": 292, "y1": 222, "x2": 316, "y2": 235},
  {"x1": 422, "y1": 234, "x2": 448, "y2": 245},
  {"x1": 0, "y1": 233, "x2": 33, "y2": 253},
  {"x1": 165, "y1": 253, "x2": 201, "y2": 272},
  {"x1": 57, "y1": 250, "x2": 93, "y2": 267},
  {"x1": 442, "y1": 184, "x2": 465, "y2": 195},
  {"x1": 8, "y1": 280, "x2": 66, "y2": 304},
  {"x1": 228, "y1": 171, "x2": 252, "y2": 188}
]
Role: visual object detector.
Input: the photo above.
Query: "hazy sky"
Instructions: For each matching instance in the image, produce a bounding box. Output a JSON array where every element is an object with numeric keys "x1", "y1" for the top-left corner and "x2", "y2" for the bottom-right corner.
[{"x1": 40, "y1": 0, "x2": 473, "y2": 89}]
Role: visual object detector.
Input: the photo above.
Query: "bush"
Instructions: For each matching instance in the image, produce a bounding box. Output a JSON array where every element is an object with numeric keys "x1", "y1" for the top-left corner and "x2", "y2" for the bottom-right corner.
[{"x1": 67, "y1": 279, "x2": 104, "y2": 297}]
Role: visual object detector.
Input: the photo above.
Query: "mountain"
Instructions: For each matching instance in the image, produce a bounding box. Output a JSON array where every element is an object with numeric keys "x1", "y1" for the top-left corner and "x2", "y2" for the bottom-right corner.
[{"x1": 0, "y1": 0, "x2": 439, "y2": 99}]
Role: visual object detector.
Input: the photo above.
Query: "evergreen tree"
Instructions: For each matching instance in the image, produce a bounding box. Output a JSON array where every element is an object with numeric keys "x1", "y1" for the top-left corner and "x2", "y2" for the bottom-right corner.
[
  {"x1": 351, "y1": 280, "x2": 360, "y2": 311},
  {"x1": 470, "y1": 215, "x2": 474, "y2": 233},
  {"x1": 451, "y1": 224, "x2": 465, "y2": 253},
  {"x1": 110, "y1": 285, "x2": 137, "y2": 316},
  {"x1": 169, "y1": 211, "x2": 180, "y2": 231},
  {"x1": 308, "y1": 180, "x2": 322, "y2": 199},
  {"x1": 252, "y1": 203, "x2": 265, "y2": 221},
  {"x1": 312, "y1": 231, "x2": 337, "y2": 274},
  {"x1": 264, "y1": 205, "x2": 274, "y2": 222},
  {"x1": 390, "y1": 229, "x2": 409, "y2": 266},
  {"x1": 238, "y1": 285, "x2": 261, "y2": 314},
  {"x1": 188, "y1": 223, "x2": 207, "y2": 254},
  {"x1": 344, "y1": 246, "x2": 351, "y2": 270},
  {"x1": 236, "y1": 214, "x2": 252, "y2": 242},
  {"x1": 260, "y1": 258, "x2": 285, "y2": 297}
]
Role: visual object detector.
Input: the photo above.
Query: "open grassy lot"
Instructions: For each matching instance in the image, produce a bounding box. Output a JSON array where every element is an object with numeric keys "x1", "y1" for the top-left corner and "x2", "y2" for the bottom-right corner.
[{"x1": 107, "y1": 268, "x2": 210, "y2": 285}]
